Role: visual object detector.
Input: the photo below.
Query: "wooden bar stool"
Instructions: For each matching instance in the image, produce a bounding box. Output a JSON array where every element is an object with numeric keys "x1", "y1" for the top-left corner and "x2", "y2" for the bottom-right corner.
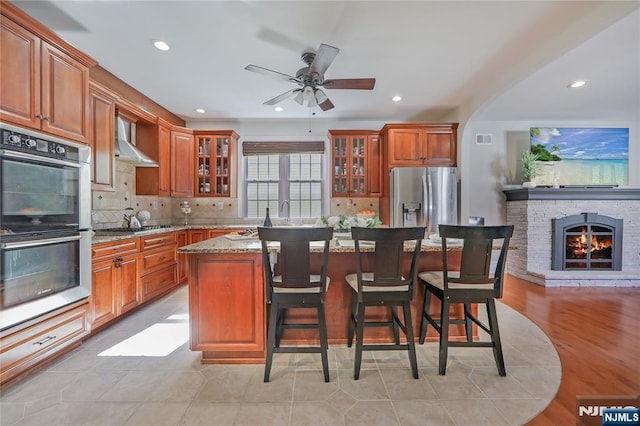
[
  {"x1": 258, "y1": 226, "x2": 334, "y2": 382},
  {"x1": 345, "y1": 226, "x2": 425, "y2": 380},
  {"x1": 418, "y1": 224, "x2": 514, "y2": 375}
]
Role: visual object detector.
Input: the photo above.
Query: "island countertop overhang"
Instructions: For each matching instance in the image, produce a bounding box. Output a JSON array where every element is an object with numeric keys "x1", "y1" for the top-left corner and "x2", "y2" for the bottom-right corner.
[{"x1": 178, "y1": 235, "x2": 458, "y2": 254}]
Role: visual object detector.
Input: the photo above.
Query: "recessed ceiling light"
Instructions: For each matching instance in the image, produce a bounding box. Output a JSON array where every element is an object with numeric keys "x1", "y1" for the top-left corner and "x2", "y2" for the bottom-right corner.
[
  {"x1": 153, "y1": 40, "x2": 170, "y2": 51},
  {"x1": 195, "y1": 108, "x2": 205, "y2": 114},
  {"x1": 392, "y1": 95, "x2": 402, "y2": 102},
  {"x1": 567, "y1": 80, "x2": 588, "y2": 88},
  {"x1": 274, "y1": 106, "x2": 283, "y2": 112}
]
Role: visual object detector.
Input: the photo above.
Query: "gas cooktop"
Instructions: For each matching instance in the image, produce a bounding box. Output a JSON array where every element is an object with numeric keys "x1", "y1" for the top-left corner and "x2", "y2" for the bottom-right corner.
[{"x1": 94, "y1": 225, "x2": 174, "y2": 235}]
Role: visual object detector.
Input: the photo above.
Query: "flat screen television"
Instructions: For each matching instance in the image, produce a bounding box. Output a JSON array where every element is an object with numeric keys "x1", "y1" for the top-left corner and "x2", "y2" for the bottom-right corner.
[{"x1": 529, "y1": 127, "x2": 629, "y2": 186}]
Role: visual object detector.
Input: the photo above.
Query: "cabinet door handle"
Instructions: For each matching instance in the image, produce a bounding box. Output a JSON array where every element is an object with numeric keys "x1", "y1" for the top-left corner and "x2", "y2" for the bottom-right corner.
[
  {"x1": 36, "y1": 114, "x2": 43, "y2": 120},
  {"x1": 43, "y1": 116, "x2": 50, "y2": 121},
  {"x1": 33, "y1": 335, "x2": 57, "y2": 345}
]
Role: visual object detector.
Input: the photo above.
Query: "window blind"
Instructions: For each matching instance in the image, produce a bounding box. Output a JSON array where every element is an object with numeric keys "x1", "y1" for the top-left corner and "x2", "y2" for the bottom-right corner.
[{"x1": 242, "y1": 141, "x2": 325, "y2": 155}]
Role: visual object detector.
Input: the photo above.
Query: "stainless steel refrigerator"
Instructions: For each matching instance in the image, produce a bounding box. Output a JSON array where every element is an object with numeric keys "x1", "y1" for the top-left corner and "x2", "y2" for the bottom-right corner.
[{"x1": 389, "y1": 167, "x2": 458, "y2": 233}]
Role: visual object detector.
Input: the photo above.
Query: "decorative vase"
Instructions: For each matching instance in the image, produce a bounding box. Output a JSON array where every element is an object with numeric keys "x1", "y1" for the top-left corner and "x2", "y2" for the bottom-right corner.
[{"x1": 522, "y1": 181, "x2": 537, "y2": 188}]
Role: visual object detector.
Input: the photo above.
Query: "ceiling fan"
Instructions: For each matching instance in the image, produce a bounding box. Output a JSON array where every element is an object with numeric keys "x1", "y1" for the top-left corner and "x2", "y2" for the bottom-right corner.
[{"x1": 245, "y1": 43, "x2": 376, "y2": 111}]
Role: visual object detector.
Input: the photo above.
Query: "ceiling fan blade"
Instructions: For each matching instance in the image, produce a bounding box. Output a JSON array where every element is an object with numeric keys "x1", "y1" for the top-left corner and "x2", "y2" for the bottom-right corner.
[
  {"x1": 318, "y1": 97, "x2": 335, "y2": 111},
  {"x1": 315, "y1": 89, "x2": 334, "y2": 111},
  {"x1": 308, "y1": 44, "x2": 339, "y2": 78},
  {"x1": 323, "y1": 78, "x2": 376, "y2": 90},
  {"x1": 245, "y1": 64, "x2": 298, "y2": 83},
  {"x1": 264, "y1": 89, "x2": 299, "y2": 105}
]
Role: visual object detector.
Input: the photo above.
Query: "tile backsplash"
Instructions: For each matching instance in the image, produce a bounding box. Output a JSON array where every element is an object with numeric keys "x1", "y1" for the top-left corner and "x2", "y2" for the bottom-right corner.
[{"x1": 92, "y1": 162, "x2": 380, "y2": 228}]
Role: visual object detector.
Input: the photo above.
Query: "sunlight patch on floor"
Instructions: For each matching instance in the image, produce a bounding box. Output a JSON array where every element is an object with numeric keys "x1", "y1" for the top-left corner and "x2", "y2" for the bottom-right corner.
[{"x1": 98, "y1": 322, "x2": 189, "y2": 357}]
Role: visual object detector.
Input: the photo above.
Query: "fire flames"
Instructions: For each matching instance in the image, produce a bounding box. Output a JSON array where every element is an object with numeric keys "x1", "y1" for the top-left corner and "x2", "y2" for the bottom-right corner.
[{"x1": 566, "y1": 234, "x2": 613, "y2": 259}]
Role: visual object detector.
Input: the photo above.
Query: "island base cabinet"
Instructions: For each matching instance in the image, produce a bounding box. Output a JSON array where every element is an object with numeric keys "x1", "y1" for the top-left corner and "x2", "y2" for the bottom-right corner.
[{"x1": 188, "y1": 253, "x2": 265, "y2": 364}]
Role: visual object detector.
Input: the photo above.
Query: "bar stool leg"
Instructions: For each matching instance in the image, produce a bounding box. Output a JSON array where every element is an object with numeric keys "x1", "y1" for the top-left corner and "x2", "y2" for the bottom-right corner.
[
  {"x1": 317, "y1": 304, "x2": 330, "y2": 382},
  {"x1": 347, "y1": 292, "x2": 357, "y2": 347},
  {"x1": 438, "y1": 298, "x2": 450, "y2": 375},
  {"x1": 419, "y1": 290, "x2": 433, "y2": 344},
  {"x1": 391, "y1": 306, "x2": 400, "y2": 345},
  {"x1": 264, "y1": 300, "x2": 279, "y2": 382},
  {"x1": 487, "y1": 299, "x2": 506, "y2": 376},
  {"x1": 353, "y1": 303, "x2": 366, "y2": 380},
  {"x1": 403, "y1": 301, "x2": 419, "y2": 379}
]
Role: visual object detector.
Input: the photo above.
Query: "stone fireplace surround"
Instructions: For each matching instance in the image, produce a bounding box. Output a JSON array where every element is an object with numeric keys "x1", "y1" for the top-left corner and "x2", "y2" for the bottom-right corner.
[{"x1": 503, "y1": 187, "x2": 640, "y2": 287}]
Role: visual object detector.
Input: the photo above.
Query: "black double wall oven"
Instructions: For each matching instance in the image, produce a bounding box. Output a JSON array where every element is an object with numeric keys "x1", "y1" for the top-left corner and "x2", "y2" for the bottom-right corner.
[{"x1": 1, "y1": 123, "x2": 91, "y2": 330}]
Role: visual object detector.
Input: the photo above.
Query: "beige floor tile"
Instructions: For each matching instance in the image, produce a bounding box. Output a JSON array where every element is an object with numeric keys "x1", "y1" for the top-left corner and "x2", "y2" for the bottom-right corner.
[
  {"x1": 124, "y1": 401, "x2": 190, "y2": 425},
  {"x1": 325, "y1": 389, "x2": 357, "y2": 415},
  {"x1": 344, "y1": 400, "x2": 400, "y2": 425},
  {"x1": 292, "y1": 370, "x2": 339, "y2": 401},
  {"x1": 393, "y1": 400, "x2": 455, "y2": 425},
  {"x1": 197, "y1": 365, "x2": 254, "y2": 402},
  {"x1": 469, "y1": 367, "x2": 534, "y2": 399},
  {"x1": 60, "y1": 370, "x2": 127, "y2": 402},
  {"x1": 337, "y1": 369, "x2": 389, "y2": 400},
  {"x1": 440, "y1": 399, "x2": 510, "y2": 426},
  {"x1": 242, "y1": 367, "x2": 295, "y2": 403},
  {"x1": 13, "y1": 402, "x2": 138, "y2": 426},
  {"x1": 233, "y1": 402, "x2": 291, "y2": 426},
  {"x1": 491, "y1": 398, "x2": 551, "y2": 425},
  {"x1": 380, "y1": 368, "x2": 437, "y2": 400},
  {"x1": 290, "y1": 401, "x2": 344, "y2": 425},
  {"x1": 0, "y1": 402, "x2": 26, "y2": 426},
  {"x1": 179, "y1": 401, "x2": 240, "y2": 425}
]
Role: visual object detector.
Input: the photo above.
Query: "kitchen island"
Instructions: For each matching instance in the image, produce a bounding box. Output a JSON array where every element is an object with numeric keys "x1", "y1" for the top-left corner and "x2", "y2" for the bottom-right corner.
[{"x1": 179, "y1": 234, "x2": 464, "y2": 364}]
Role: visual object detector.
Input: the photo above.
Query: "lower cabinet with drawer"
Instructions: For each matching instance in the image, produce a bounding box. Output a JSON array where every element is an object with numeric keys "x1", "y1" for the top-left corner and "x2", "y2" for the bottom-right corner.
[
  {"x1": 139, "y1": 232, "x2": 178, "y2": 303},
  {"x1": 0, "y1": 301, "x2": 89, "y2": 388}
]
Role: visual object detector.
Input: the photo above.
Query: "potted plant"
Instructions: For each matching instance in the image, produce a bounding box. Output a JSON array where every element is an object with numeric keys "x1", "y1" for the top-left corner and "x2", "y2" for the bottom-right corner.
[{"x1": 521, "y1": 149, "x2": 541, "y2": 187}]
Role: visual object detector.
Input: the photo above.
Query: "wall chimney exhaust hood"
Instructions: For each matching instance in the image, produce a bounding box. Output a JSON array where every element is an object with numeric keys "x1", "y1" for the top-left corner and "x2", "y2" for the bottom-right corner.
[{"x1": 115, "y1": 115, "x2": 158, "y2": 167}]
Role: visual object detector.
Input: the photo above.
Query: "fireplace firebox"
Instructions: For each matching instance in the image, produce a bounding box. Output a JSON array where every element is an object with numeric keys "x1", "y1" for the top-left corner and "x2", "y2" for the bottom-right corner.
[{"x1": 552, "y1": 212, "x2": 623, "y2": 270}]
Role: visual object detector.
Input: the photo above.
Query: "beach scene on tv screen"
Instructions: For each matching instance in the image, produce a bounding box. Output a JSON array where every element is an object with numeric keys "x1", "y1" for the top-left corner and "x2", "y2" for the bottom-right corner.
[{"x1": 530, "y1": 127, "x2": 629, "y2": 186}]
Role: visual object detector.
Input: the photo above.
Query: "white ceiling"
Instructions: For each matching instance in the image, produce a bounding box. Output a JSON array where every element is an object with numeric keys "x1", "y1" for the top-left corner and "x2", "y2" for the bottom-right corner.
[{"x1": 14, "y1": 1, "x2": 640, "y2": 124}]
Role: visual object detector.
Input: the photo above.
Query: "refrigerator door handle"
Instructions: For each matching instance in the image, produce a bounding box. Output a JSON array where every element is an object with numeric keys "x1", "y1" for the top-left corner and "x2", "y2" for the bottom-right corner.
[{"x1": 423, "y1": 173, "x2": 431, "y2": 231}]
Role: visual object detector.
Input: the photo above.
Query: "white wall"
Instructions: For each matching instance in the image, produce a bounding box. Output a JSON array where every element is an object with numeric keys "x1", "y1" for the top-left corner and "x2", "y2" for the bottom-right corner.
[{"x1": 459, "y1": 119, "x2": 639, "y2": 226}]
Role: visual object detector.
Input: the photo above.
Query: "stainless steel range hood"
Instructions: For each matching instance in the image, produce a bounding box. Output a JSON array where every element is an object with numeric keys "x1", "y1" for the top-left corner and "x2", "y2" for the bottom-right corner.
[{"x1": 115, "y1": 115, "x2": 158, "y2": 167}]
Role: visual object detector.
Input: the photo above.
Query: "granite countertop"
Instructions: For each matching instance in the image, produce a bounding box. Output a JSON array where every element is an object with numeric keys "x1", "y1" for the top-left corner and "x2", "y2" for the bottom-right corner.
[
  {"x1": 178, "y1": 235, "x2": 457, "y2": 254},
  {"x1": 91, "y1": 224, "x2": 257, "y2": 245}
]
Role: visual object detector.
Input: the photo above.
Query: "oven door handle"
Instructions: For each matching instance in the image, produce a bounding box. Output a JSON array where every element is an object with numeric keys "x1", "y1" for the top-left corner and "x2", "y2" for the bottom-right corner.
[
  {"x1": 1, "y1": 149, "x2": 82, "y2": 168},
  {"x1": 2, "y1": 234, "x2": 82, "y2": 250}
]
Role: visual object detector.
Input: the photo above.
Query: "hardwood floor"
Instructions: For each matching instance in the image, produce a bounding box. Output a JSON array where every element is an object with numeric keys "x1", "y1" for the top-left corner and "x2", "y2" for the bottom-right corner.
[{"x1": 500, "y1": 275, "x2": 640, "y2": 425}]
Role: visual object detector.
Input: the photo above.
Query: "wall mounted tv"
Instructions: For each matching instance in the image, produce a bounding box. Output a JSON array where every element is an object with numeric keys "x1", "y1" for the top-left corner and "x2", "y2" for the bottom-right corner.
[{"x1": 529, "y1": 127, "x2": 629, "y2": 186}]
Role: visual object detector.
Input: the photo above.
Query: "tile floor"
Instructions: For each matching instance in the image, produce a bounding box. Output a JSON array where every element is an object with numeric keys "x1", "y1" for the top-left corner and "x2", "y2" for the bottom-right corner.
[{"x1": 1, "y1": 286, "x2": 561, "y2": 425}]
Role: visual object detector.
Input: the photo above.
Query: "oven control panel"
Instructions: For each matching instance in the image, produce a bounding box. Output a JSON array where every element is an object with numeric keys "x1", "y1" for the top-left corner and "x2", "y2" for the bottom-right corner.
[{"x1": 1, "y1": 128, "x2": 79, "y2": 161}]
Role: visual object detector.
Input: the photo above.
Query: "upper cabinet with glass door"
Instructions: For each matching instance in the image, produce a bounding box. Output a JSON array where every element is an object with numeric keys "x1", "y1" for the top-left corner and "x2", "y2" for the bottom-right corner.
[
  {"x1": 329, "y1": 130, "x2": 381, "y2": 197},
  {"x1": 193, "y1": 131, "x2": 238, "y2": 197}
]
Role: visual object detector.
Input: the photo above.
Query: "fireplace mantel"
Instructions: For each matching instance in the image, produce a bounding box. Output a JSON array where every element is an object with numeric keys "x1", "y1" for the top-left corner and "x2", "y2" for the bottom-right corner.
[{"x1": 502, "y1": 187, "x2": 640, "y2": 201}]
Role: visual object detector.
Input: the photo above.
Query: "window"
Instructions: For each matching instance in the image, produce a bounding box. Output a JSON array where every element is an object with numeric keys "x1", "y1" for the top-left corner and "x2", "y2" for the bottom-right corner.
[{"x1": 243, "y1": 145, "x2": 325, "y2": 220}]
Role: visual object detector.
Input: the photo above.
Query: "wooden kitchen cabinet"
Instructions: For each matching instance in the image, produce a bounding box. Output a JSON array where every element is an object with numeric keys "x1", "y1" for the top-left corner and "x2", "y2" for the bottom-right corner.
[
  {"x1": 188, "y1": 229, "x2": 228, "y2": 244},
  {"x1": 188, "y1": 252, "x2": 265, "y2": 363},
  {"x1": 329, "y1": 130, "x2": 381, "y2": 197},
  {"x1": 193, "y1": 131, "x2": 238, "y2": 197},
  {"x1": 381, "y1": 123, "x2": 458, "y2": 167},
  {"x1": 1, "y1": 301, "x2": 89, "y2": 388},
  {"x1": 171, "y1": 127, "x2": 194, "y2": 197},
  {"x1": 176, "y1": 230, "x2": 189, "y2": 284},
  {"x1": 0, "y1": 4, "x2": 96, "y2": 143},
  {"x1": 90, "y1": 238, "x2": 140, "y2": 330},
  {"x1": 88, "y1": 81, "x2": 116, "y2": 191},
  {"x1": 139, "y1": 233, "x2": 177, "y2": 302},
  {"x1": 136, "y1": 119, "x2": 171, "y2": 196}
]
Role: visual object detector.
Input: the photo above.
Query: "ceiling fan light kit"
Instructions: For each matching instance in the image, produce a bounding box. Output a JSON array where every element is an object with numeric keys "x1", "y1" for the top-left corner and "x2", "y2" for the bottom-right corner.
[{"x1": 245, "y1": 43, "x2": 375, "y2": 111}]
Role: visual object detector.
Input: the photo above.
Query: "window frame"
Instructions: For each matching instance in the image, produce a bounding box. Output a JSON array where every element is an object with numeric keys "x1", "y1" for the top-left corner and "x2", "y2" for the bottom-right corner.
[{"x1": 239, "y1": 139, "x2": 329, "y2": 220}]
